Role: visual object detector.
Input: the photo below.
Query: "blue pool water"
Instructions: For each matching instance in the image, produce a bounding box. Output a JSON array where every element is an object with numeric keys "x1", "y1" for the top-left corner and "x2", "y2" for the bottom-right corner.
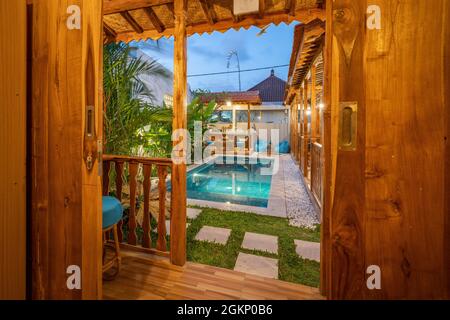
[{"x1": 186, "y1": 157, "x2": 274, "y2": 208}]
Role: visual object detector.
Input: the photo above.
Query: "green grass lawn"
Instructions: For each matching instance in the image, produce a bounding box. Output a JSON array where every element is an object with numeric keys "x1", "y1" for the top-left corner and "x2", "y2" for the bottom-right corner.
[{"x1": 186, "y1": 207, "x2": 321, "y2": 288}]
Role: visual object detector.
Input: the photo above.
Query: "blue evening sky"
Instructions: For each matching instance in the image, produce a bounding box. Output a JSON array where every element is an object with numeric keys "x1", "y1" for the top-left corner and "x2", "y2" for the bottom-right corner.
[{"x1": 137, "y1": 22, "x2": 298, "y2": 92}]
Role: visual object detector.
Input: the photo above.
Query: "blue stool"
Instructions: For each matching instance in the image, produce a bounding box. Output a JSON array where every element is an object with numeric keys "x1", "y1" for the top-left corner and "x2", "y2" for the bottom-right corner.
[{"x1": 102, "y1": 196, "x2": 123, "y2": 279}]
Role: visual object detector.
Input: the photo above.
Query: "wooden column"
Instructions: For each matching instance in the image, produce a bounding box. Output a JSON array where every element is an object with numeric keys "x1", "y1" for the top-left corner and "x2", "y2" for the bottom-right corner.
[
  {"x1": 298, "y1": 88, "x2": 304, "y2": 163},
  {"x1": 290, "y1": 104, "x2": 294, "y2": 157},
  {"x1": 302, "y1": 80, "x2": 309, "y2": 176},
  {"x1": 247, "y1": 104, "x2": 250, "y2": 150},
  {"x1": 292, "y1": 101, "x2": 297, "y2": 160},
  {"x1": 296, "y1": 99, "x2": 300, "y2": 161},
  {"x1": 310, "y1": 64, "x2": 318, "y2": 141},
  {"x1": 170, "y1": 0, "x2": 187, "y2": 266},
  {"x1": 31, "y1": 0, "x2": 103, "y2": 299},
  {"x1": 292, "y1": 99, "x2": 297, "y2": 160},
  {"x1": 0, "y1": 0, "x2": 26, "y2": 300}
]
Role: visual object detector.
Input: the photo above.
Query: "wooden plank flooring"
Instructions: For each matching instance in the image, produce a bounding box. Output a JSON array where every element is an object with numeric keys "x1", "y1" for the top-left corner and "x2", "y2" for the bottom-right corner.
[{"x1": 103, "y1": 250, "x2": 323, "y2": 300}]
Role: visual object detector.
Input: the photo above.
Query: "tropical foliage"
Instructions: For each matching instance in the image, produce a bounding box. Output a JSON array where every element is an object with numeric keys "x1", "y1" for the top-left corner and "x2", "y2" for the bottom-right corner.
[
  {"x1": 104, "y1": 43, "x2": 218, "y2": 159},
  {"x1": 103, "y1": 42, "x2": 172, "y2": 156}
]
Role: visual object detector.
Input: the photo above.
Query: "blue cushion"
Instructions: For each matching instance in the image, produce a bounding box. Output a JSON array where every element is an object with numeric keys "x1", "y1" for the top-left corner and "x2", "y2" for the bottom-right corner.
[
  {"x1": 256, "y1": 140, "x2": 268, "y2": 152},
  {"x1": 276, "y1": 140, "x2": 290, "y2": 154},
  {"x1": 102, "y1": 196, "x2": 123, "y2": 229}
]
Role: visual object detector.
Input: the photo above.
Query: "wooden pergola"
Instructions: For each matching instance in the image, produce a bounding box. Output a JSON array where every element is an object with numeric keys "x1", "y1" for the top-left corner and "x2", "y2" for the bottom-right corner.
[
  {"x1": 100, "y1": 0, "x2": 326, "y2": 269},
  {"x1": 200, "y1": 91, "x2": 263, "y2": 152}
]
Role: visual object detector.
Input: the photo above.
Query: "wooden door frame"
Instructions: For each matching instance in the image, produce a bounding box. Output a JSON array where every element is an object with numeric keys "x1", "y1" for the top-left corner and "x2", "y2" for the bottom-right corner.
[
  {"x1": 29, "y1": 0, "x2": 103, "y2": 300},
  {"x1": 25, "y1": 0, "x2": 450, "y2": 300}
]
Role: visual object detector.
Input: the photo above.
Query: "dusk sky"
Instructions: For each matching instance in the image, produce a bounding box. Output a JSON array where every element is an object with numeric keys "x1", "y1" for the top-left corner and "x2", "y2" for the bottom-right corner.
[{"x1": 138, "y1": 22, "x2": 299, "y2": 92}]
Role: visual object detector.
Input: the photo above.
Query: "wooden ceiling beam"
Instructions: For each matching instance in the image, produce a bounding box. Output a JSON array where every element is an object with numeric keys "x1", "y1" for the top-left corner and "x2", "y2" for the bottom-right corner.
[
  {"x1": 166, "y1": 2, "x2": 174, "y2": 16},
  {"x1": 120, "y1": 11, "x2": 144, "y2": 34},
  {"x1": 103, "y1": 0, "x2": 173, "y2": 15},
  {"x1": 285, "y1": 0, "x2": 296, "y2": 16},
  {"x1": 113, "y1": 8, "x2": 325, "y2": 42},
  {"x1": 258, "y1": 0, "x2": 265, "y2": 19},
  {"x1": 199, "y1": 0, "x2": 217, "y2": 25},
  {"x1": 143, "y1": 7, "x2": 165, "y2": 33},
  {"x1": 103, "y1": 22, "x2": 117, "y2": 39}
]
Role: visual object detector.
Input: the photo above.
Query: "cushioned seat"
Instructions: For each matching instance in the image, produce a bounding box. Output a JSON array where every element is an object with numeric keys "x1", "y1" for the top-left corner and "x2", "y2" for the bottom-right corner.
[
  {"x1": 255, "y1": 140, "x2": 268, "y2": 152},
  {"x1": 102, "y1": 196, "x2": 123, "y2": 229},
  {"x1": 276, "y1": 140, "x2": 290, "y2": 154}
]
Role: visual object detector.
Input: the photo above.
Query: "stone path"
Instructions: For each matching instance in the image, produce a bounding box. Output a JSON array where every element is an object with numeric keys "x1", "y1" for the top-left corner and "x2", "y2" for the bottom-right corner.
[
  {"x1": 282, "y1": 155, "x2": 319, "y2": 228},
  {"x1": 234, "y1": 252, "x2": 278, "y2": 279},
  {"x1": 187, "y1": 207, "x2": 202, "y2": 219},
  {"x1": 242, "y1": 232, "x2": 278, "y2": 254},
  {"x1": 294, "y1": 239, "x2": 320, "y2": 262},
  {"x1": 194, "y1": 226, "x2": 231, "y2": 245}
]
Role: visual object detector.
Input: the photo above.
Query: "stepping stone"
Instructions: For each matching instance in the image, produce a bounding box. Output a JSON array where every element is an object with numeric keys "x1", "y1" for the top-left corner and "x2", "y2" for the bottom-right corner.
[
  {"x1": 242, "y1": 232, "x2": 278, "y2": 254},
  {"x1": 234, "y1": 252, "x2": 278, "y2": 279},
  {"x1": 294, "y1": 239, "x2": 320, "y2": 262},
  {"x1": 187, "y1": 208, "x2": 202, "y2": 220},
  {"x1": 153, "y1": 221, "x2": 190, "y2": 236},
  {"x1": 194, "y1": 226, "x2": 231, "y2": 245}
]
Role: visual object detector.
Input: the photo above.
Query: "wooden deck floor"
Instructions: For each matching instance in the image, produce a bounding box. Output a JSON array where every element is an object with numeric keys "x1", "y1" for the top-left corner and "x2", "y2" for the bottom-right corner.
[{"x1": 103, "y1": 250, "x2": 323, "y2": 300}]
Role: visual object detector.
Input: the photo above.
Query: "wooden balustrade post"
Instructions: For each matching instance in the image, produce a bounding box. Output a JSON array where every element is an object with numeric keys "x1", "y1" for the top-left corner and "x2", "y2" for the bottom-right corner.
[
  {"x1": 157, "y1": 166, "x2": 168, "y2": 251},
  {"x1": 103, "y1": 161, "x2": 111, "y2": 196},
  {"x1": 128, "y1": 162, "x2": 138, "y2": 245},
  {"x1": 142, "y1": 164, "x2": 152, "y2": 248},
  {"x1": 170, "y1": 0, "x2": 187, "y2": 266},
  {"x1": 115, "y1": 161, "x2": 124, "y2": 242}
]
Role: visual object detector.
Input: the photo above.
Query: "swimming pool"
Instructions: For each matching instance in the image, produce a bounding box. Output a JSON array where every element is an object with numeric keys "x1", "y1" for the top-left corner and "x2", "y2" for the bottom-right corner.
[{"x1": 186, "y1": 156, "x2": 274, "y2": 207}]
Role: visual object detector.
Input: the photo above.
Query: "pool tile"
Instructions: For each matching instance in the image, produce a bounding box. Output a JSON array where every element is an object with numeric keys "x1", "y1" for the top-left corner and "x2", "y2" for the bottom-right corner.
[
  {"x1": 294, "y1": 239, "x2": 320, "y2": 262},
  {"x1": 234, "y1": 252, "x2": 278, "y2": 279},
  {"x1": 187, "y1": 208, "x2": 202, "y2": 220},
  {"x1": 242, "y1": 232, "x2": 278, "y2": 254},
  {"x1": 195, "y1": 226, "x2": 231, "y2": 245}
]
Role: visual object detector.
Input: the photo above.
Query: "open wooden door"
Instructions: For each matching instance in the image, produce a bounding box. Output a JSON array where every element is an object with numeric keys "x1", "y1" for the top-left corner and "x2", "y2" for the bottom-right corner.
[
  {"x1": 323, "y1": 0, "x2": 450, "y2": 299},
  {"x1": 30, "y1": 0, "x2": 103, "y2": 299},
  {"x1": 0, "y1": 0, "x2": 27, "y2": 300}
]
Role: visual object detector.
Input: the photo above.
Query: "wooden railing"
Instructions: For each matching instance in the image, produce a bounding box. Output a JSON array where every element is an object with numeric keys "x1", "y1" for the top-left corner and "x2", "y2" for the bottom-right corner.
[
  {"x1": 310, "y1": 142, "x2": 322, "y2": 206},
  {"x1": 102, "y1": 154, "x2": 173, "y2": 256}
]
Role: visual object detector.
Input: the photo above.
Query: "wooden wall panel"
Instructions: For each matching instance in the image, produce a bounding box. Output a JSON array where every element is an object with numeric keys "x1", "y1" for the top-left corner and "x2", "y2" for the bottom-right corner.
[
  {"x1": 445, "y1": 0, "x2": 450, "y2": 299},
  {"x1": 328, "y1": 0, "x2": 450, "y2": 299},
  {"x1": 364, "y1": 0, "x2": 448, "y2": 300},
  {"x1": 31, "y1": 0, "x2": 102, "y2": 299},
  {"x1": 0, "y1": 0, "x2": 27, "y2": 300}
]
